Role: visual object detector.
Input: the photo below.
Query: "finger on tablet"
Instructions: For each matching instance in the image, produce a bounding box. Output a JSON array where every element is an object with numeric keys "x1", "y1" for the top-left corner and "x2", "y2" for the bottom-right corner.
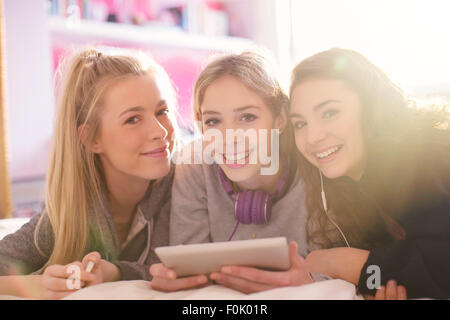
[
  {"x1": 288, "y1": 241, "x2": 303, "y2": 267},
  {"x1": 211, "y1": 272, "x2": 275, "y2": 294},
  {"x1": 149, "y1": 263, "x2": 178, "y2": 280},
  {"x1": 220, "y1": 265, "x2": 292, "y2": 287}
]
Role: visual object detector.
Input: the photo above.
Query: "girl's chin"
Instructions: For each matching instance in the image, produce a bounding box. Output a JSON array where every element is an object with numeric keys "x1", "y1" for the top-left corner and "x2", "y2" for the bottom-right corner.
[
  {"x1": 317, "y1": 162, "x2": 364, "y2": 181},
  {"x1": 140, "y1": 162, "x2": 171, "y2": 180},
  {"x1": 316, "y1": 166, "x2": 347, "y2": 180},
  {"x1": 219, "y1": 163, "x2": 260, "y2": 182}
]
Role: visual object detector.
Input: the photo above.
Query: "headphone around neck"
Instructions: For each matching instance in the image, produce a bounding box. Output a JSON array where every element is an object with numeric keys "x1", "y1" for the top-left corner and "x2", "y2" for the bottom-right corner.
[{"x1": 218, "y1": 157, "x2": 290, "y2": 241}]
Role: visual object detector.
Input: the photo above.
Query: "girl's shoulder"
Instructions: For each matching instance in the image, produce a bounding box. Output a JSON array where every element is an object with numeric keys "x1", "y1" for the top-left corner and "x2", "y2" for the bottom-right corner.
[
  {"x1": 403, "y1": 129, "x2": 450, "y2": 184},
  {"x1": 0, "y1": 211, "x2": 54, "y2": 275},
  {"x1": 138, "y1": 164, "x2": 175, "y2": 221},
  {"x1": 419, "y1": 130, "x2": 450, "y2": 196},
  {"x1": 368, "y1": 128, "x2": 450, "y2": 217},
  {"x1": 173, "y1": 157, "x2": 221, "y2": 184},
  {"x1": 369, "y1": 128, "x2": 450, "y2": 182}
]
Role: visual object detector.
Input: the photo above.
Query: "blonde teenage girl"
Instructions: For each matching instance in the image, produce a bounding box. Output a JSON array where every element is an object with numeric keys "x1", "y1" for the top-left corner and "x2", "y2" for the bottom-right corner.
[{"x1": 0, "y1": 48, "x2": 177, "y2": 299}]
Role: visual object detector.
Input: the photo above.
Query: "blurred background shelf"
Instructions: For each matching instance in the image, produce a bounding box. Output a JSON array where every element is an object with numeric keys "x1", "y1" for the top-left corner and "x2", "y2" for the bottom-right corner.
[{"x1": 48, "y1": 17, "x2": 254, "y2": 51}]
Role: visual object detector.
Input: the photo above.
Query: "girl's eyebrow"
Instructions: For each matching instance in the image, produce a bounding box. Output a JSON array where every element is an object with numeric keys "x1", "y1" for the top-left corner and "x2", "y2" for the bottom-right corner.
[
  {"x1": 156, "y1": 100, "x2": 168, "y2": 108},
  {"x1": 234, "y1": 105, "x2": 260, "y2": 113},
  {"x1": 201, "y1": 110, "x2": 220, "y2": 116},
  {"x1": 119, "y1": 100, "x2": 167, "y2": 117},
  {"x1": 289, "y1": 99, "x2": 342, "y2": 119},
  {"x1": 313, "y1": 99, "x2": 341, "y2": 112},
  {"x1": 120, "y1": 106, "x2": 145, "y2": 117},
  {"x1": 202, "y1": 105, "x2": 260, "y2": 116},
  {"x1": 289, "y1": 113, "x2": 303, "y2": 119}
]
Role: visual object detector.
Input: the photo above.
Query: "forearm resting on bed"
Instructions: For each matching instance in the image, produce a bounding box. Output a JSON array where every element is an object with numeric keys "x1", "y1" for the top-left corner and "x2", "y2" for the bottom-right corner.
[
  {"x1": 0, "y1": 275, "x2": 43, "y2": 298},
  {"x1": 305, "y1": 248, "x2": 370, "y2": 285}
]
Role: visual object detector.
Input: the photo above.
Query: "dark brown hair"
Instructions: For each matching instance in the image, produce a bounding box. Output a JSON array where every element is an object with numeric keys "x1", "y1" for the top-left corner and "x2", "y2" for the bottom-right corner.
[{"x1": 290, "y1": 48, "x2": 449, "y2": 249}]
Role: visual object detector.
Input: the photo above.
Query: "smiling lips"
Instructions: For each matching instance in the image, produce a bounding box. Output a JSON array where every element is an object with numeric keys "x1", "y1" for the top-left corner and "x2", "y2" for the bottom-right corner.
[
  {"x1": 142, "y1": 146, "x2": 169, "y2": 159},
  {"x1": 221, "y1": 149, "x2": 254, "y2": 168},
  {"x1": 313, "y1": 145, "x2": 343, "y2": 162}
]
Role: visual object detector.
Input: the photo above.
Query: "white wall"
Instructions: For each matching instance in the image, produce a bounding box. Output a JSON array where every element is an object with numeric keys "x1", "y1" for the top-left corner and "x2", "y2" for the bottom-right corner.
[
  {"x1": 4, "y1": 0, "x2": 54, "y2": 180},
  {"x1": 290, "y1": 0, "x2": 450, "y2": 92},
  {"x1": 225, "y1": 0, "x2": 290, "y2": 88}
]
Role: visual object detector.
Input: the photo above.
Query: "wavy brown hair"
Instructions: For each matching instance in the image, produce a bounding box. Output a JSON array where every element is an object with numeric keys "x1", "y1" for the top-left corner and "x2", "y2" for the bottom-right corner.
[{"x1": 289, "y1": 48, "x2": 450, "y2": 249}]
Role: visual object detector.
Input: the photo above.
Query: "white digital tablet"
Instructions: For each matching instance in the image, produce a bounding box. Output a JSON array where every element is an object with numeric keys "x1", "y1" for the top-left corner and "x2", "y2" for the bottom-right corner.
[{"x1": 155, "y1": 237, "x2": 290, "y2": 277}]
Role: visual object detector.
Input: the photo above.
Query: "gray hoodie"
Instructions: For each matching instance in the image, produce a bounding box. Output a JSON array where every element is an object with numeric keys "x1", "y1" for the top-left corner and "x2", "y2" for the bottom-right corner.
[
  {"x1": 0, "y1": 166, "x2": 173, "y2": 281},
  {"x1": 170, "y1": 160, "x2": 316, "y2": 252}
]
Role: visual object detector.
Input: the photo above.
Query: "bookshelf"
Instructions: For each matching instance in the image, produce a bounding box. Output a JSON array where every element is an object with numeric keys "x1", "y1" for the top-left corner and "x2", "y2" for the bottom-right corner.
[
  {"x1": 48, "y1": 17, "x2": 255, "y2": 52},
  {"x1": 46, "y1": 0, "x2": 252, "y2": 38}
]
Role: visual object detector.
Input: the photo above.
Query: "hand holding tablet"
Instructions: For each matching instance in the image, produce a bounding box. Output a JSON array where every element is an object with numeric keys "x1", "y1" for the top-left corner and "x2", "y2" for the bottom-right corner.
[{"x1": 155, "y1": 237, "x2": 290, "y2": 277}]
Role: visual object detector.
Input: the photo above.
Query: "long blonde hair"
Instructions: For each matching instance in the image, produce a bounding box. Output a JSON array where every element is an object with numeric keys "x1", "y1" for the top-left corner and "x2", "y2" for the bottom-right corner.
[{"x1": 35, "y1": 48, "x2": 177, "y2": 267}]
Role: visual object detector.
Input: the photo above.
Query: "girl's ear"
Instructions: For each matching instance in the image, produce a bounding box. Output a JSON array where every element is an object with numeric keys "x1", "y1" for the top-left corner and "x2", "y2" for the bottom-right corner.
[{"x1": 78, "y1": 124, "x2": 103, "y2": 154}]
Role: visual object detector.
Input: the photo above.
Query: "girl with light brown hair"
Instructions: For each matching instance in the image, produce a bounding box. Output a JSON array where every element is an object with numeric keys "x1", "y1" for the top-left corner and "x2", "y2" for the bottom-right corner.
[
  {"x1": 0, "y1": 48, "x2": 177, "y2": 299},
  {"x1": 150, "y1": 51, "x2": 320, "y2": 293}
]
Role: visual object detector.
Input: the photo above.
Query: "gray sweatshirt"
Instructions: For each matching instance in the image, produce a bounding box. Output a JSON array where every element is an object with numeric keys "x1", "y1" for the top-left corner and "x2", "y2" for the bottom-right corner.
[
  {"x1": 170, "y1": 160, "x2": 321, "y2": 255},
  {"x1": 0, "y1": 166, "x2": 173, "y2": 281}
]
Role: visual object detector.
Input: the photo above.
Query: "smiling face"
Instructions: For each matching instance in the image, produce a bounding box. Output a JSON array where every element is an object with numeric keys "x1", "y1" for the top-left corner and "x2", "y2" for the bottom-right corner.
[
  {"x1": 92, "y1": 74, "x2": 174, "y2": 184},
  {"x1": 200, "y1": 75, "x2": 284, "y2": 185},
  {"x1": 290, "y1": 79, "x2": 366, "y2": 181}
]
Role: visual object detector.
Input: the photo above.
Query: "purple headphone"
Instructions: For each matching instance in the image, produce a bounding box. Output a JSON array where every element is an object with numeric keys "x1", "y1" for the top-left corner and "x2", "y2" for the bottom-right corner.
[{"x1": 218, "y1": 157, "x2": 290, "y2": 240}]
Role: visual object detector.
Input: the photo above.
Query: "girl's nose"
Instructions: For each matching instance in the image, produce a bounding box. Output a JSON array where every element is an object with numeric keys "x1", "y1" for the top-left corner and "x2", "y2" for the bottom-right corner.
[
  {"x1": 306, "y1": 124, "x2": 327, "y2": 145},
  {"x1": 149, "y1": 116, "x2": 169, "y2": 141}
]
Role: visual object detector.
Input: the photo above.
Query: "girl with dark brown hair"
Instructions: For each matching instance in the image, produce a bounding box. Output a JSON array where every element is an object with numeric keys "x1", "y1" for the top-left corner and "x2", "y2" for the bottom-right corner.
[{"x1": 290, "y1": 48, "x2": 450, "y2": 299}]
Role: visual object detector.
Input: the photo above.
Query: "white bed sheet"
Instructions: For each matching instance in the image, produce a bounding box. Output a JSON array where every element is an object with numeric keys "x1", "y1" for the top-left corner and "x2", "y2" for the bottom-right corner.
[
  {"x1": 63, "y1": 279, "x2": 362, "y2": 300},
  {"x1": 0, "y1": 218, "x2": 362, "y2": 300}
]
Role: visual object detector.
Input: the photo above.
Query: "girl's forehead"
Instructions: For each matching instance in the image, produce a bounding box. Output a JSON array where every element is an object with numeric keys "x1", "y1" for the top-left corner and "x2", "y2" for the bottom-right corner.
[
  {"x1": 103, "y1": 75, "x2": 161, "y2": 99},
  {"x1": 292, "y1": 79, "x2": 357, "y2": 105},
  {"x1": 99, "y1": 76, "x2": 163, "y2": 114},
  {"x1": 290, "y1": 80, "x2": 362, "y2": 121},
  {"x1": 201, "y1": 77, "x2": 267, "y2": 112}
]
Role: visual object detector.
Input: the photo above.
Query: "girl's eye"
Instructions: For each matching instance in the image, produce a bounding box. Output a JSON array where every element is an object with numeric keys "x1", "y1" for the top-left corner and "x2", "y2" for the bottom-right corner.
[
  {"x1": 240, "y1": 113, "x2": 257, "y2": 122},
  {"x1": 323, "y1": 109, "x2": 340, "y2": 119},
  {"x1": 204, "y1": 118, "x2": 220, "y2": 127},
  {"x1": 125, "y1": 116, "x2": 140, "y2": 125},
  {"x1": 293, "y1": 120, "x2": 307, "y2": 130},
  {"x1": 156, "y1": 108, "x2": 170, "y2": 117}
]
